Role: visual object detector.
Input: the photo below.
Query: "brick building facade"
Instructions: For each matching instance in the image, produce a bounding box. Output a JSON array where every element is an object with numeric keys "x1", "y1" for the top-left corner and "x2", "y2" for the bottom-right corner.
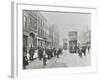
[{"x1": 23, "y1": 10, "x2": 60, "y2": 53}]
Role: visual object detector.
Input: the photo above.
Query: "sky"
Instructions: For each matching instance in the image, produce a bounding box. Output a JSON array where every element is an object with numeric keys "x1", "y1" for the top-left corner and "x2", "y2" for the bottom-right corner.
[{"x1": 40, "y1": 11, "x2": 91, "y2": 45}]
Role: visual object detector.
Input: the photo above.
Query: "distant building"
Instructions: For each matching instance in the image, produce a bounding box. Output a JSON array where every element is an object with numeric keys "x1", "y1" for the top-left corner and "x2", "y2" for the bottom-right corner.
[
  {"x1": 68, "y1": 31, "x2": 77, "y2": 53},
  {"x1": 78, "y1": 31, "x2": 91, "y2": 48},
  {"x1": 84, "y1": 31, "x2": 91, "y2": 48},
  {"x1": 49, "y1": 25, "x2": 60, "y2": 49},
  {"x1": 78, "y1": 32, "x2": 86, "y2": 47}
]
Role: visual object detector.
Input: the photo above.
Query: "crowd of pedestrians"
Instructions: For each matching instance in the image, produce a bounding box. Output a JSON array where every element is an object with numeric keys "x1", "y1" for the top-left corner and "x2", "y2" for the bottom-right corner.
[
  {"x1": 23, "y1": 45, "x2": 90, "y2": 69},
  {"x1": 77, "y1": 46, "x2": 90, "y2": 58},
  {"x1": 23, "y1": 46, "x2": 63, "y2": 69}
]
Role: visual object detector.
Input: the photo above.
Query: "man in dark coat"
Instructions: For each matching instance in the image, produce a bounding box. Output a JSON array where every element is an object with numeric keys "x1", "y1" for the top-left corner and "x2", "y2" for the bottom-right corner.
[
  {"x1": 31, "y1": 47, "x2": 35, "y2": 60},
  {"x1": 50, "y1": 48, "x2": 53, "y2": 58},
  {"x1": 29, "y1": 46, "x2": 33, "y2": 62},
  {"x1": 53, "y1": 48, "x2": 57, "y2": 56},
  {"x1": 29, "y1": 46, "x2": 35, "y2": 61},
  {"x1": 82, "y1": 47, "x2": 86, "y2": 56},
  {"x1": 45, "y1": 48, "x2": 50, "y2": 59},
  {"x1": 38, "y1": 47, "x2": 42, "y2": 60},
  {"x1": 88, "y1": 47, "x2": 90, "y2": 52},
  {"x1": 57, "y1": 48, "x2": 60, "y2": 58},
  {"x1": 23, "y1": 54, "x2": 28, "y2": 69},
  {"x1": 43, "y1": 54, "x2": 47, "y2": 66},
  {"x1": 78, "y1": 47, "x2": 82, "y2": 58},
  {"x1": 38, "y1": 47, "x2": 44, "y2": 60},
  {"x1": 23, "y1": 48, "x2": 28, "y2": 69},
  {"x1": 59, "y1": 48, "x2": 63, "y2": 55}
]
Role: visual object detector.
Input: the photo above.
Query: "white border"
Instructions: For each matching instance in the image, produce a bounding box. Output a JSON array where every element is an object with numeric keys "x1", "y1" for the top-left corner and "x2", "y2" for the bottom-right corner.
[{"x1": 12, "y1": 2, "x2": 97, "y2": 78}]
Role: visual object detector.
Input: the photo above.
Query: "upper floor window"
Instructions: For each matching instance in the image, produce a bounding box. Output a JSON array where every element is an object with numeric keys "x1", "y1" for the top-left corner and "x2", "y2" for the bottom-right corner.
[
  {"x1": 23, "y1": 15, "x2": 27, "y2": 29},
  {"x1": 33, "y1": 18, "x2": 37, "y2": 29},
  {"x1": 29, "y1": 17, "x2": 32, "y2": 27}
]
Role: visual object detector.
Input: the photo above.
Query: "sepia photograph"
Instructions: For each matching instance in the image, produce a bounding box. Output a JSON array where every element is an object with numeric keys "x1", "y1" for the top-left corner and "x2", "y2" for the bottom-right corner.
[{"x1": 23, "y1": 10, "x2": 91, "y2": 69}]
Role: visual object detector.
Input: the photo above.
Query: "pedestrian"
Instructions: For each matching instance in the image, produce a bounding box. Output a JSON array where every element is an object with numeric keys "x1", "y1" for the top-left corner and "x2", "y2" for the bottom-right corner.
[
  {"x1": 83, "y1": 47, "x2": 86, "y2": 56},
  {"x1": 49, "y1": 48, "x2": 52, "y2": 59},
  {"x1": 86, "y1": 47, "x2": 88, "y2": 53},
  {"x1": 59, "y1": 48, "x2": 62, "y2": 55},
  {"x1": 29, "y1": 46, "x2": 32, "y2": 62},
  {"x1": 78, "y1": 47, "x2": 82, "y2": 58},
  {"x1": 38, "y1": 47, "x2": 42, "y2": 60},
  {"x1": 50, "y1": 48, "x2": 53, "y2": 58},
  {"x1": 38, "y1": 47, "x2": 44, "y2": 60},
  {"x1": 88, "y1": 47, "x2": 90, "y2": 52},
  {"x1": 33, "y1": 47, "x2": 38, "y2": 59},
  {"x1": 57, "y1": 48, "x2": 60, "y2": 58},
  {"x1": 41, "y1": 47, "x2": 44, "y2": 58},
  {"x1": 23, "y1": 50, "x2": 28, "y2": 69},
  {"x1": 32, "y1": 47, "x2": 35, "y2": 60},
  {"x1": 43, "y1": 50, "x2": 47, "y2": 66},
  {"x1": 45, "y1": 48, "x2": 50, "y2": 60},
  {"x1": 81, "y1": 47, "x2": 86, "y2": 56},
  {"x1": 48, "y1": 48, "x2": 51, "y2": 59},
  {"x1": 54, "y1": 48, "x2": 57, "y2": 56}
]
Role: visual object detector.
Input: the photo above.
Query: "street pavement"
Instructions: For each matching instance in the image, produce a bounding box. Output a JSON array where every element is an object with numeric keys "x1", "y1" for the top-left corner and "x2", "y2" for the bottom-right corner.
[
  {"x1": 26, "y1": 50, "x2": 91, "y2": 69},
  {"x1": 57, "y1": 50, "x2": 91, "y2": 67}
]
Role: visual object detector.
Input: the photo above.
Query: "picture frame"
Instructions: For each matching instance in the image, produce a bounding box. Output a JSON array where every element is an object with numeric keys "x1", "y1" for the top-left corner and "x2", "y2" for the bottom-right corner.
[{"x1": 11, "y1": 1, "x2": 97, "y2": 78}]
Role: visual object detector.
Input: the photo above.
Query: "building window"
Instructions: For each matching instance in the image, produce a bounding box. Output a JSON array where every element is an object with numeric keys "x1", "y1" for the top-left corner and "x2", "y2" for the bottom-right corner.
[
  {"x1": 38, "y1": 27, "x2": 40, "y2": 36},
  {"x1": 41, "y1": 28, "x2": 43, "y2": 37},
  {"x1": 32, "y1": 18, "x2": 35, "y2": 28},
  {"x1": 24, "y1": 15, "x2": 27, "y2": 29},
  {"x1": 29, "y1": 17, "x2": 32, "y2": 27},
  {"x1": 34, "y1": 18, "x2": 37, "y2": 29}
]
